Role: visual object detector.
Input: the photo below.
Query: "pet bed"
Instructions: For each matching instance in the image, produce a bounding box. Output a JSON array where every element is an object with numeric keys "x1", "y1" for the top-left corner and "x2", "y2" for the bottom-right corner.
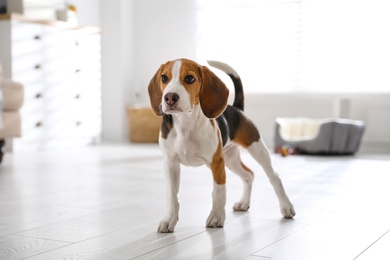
[{"x1": 274, "y1": 117, "x2": 365, "y2": 155}]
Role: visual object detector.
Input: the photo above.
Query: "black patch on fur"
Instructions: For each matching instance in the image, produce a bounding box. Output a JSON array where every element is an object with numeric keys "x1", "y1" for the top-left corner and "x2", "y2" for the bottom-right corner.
[
  {"x1": 216, "y1": 116, "x2": 228, "y2": 146},
  {"x1": 227, "y1": 73, "x2": 244, "y2": 111},
  {"x1": 161, "y1": 114, "x2": 173, "y2": 139},
  {"x1": 217, "y1": 105, "x2": 241, "y2": 144}
]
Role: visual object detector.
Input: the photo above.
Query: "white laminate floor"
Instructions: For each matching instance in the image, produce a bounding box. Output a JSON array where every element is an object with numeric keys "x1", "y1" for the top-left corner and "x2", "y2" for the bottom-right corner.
[{"x1": 0, "y1": 144, "x2": 390, "y2": 259}]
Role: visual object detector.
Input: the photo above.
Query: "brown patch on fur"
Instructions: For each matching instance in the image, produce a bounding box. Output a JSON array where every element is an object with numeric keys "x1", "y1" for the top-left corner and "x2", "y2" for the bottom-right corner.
[
  {"x1": 233, "y1": 117, "x2": 260, "y2": 148},
  {"x1": 211, "y1": 130, "x2": 226, "y2": 185},
  {"x1": 180, "y1": 59, "x2": 202, "y2": 107},
  {"x1": 148, "y1": 61, "x2": 174, "y2": 116},
  {"x1": 199, "y1": 65, "x2": 229, "y2": 118}
]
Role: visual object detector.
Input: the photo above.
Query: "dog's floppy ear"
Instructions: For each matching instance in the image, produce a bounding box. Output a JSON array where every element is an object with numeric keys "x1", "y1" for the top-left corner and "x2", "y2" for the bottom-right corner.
[
  {"x1": 148, "y1": 66, "x2": 164, "y2": 116},
  {"x1": 199, "y1": 66, "x2": 229, "y2": 118}
]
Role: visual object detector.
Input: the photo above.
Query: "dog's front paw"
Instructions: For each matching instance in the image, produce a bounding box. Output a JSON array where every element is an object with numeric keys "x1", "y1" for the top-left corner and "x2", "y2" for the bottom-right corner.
[
  {"x1": 280, "y1": 202, "x2": 296, "y2": 219},
  {"x1": 206, "y1": 210, "x2": 226, "y2": 228},
  {"x1": 157, "y1": 218, "x2": 177, "y2": 233},
  {"x1": 233, "y1": 202, "x2": 250, "y2": 212}
]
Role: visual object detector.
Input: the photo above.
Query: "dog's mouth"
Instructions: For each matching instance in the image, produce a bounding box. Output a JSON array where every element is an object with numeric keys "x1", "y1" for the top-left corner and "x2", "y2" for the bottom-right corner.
[{"x1": 163, "y1": 105, "x2": 182, "y2": 114}]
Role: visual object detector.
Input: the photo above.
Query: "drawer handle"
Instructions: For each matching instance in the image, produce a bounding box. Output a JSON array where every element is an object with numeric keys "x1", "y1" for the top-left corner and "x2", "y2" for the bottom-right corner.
[
  {"x1": 34, "y1": 64, "x2": 42, "y2": 70},
  {"x1": 75, "y1": 94, "x2": 80, "y2": 99},
  {"x1": 35, "y1": 93, "x2": 43, "y2": 99},
  {"x1": 76, "y1": 121, "x2": 82, "y2": 126},
  {"x1": 36, "y1": 122, "x2": 43, "y2": 128},
  {"x1": 75, "y1": 69, "x2": 81, "y2": 73},
  {"x1": 34, "y1": 35, "x2": 41, "y2": 40}
]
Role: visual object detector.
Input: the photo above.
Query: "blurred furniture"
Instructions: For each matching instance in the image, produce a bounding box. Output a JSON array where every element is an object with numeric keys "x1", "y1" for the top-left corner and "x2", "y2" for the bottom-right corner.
[
  {"x1": 0, "y1": 62, "x2": 24, "y2": 163},
  {"x1": 274, "y1": 117, "x2": 365, "y2": 155},
  {"x1": 0, "y1": 13, "x2": 101, "y2": 151},
  {"x1": 3, "y1": 0, "x2": 57, "y2": 20}
]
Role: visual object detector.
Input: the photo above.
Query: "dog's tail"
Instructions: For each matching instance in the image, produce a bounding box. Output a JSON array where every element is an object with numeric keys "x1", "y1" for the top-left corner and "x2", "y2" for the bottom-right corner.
[{"x1": 207, "y1": 60, "x2": 244, "y2": 111}]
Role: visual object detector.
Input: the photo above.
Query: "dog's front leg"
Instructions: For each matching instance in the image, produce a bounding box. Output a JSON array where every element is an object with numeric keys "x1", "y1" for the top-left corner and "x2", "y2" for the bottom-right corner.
[
  {"x1": 206, "y1": 152, "x2": 227, "y2": 228},
  {"x1": 158, "y1": 160, "x2": 180, "y2": 233},
  {"x1": 206, "y1": 182, "x2": 226, "y2": 228}
]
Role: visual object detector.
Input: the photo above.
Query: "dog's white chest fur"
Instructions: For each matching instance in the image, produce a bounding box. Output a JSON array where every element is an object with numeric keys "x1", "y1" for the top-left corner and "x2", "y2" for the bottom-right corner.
[{"x1": 162, "y1": 106, "x2": 219, "y2": 167}]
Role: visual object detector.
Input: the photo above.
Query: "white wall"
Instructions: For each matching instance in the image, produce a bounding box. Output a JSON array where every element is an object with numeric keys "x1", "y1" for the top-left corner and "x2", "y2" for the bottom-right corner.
[
  {"x1": 131, "y1": 0, "x2": 199, "y2": 104},
  {"x1": 97, "y1": 0, "x2": 131, "y2": 142},
  {"x1": 68, "y1": 0, "x2": 100, "y2": 26}
]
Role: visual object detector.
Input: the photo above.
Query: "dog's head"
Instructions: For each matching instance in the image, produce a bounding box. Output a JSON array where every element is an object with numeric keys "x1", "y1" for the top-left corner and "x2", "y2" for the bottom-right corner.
[{"x1": 148, "y1": 58, "x2": 229, "y2": 118}]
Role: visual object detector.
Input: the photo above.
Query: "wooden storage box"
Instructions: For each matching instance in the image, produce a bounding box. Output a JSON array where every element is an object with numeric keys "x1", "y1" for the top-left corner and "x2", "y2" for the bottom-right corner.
[{"x1": 128, "y1": 107, "x2": 161, "y2": 143}]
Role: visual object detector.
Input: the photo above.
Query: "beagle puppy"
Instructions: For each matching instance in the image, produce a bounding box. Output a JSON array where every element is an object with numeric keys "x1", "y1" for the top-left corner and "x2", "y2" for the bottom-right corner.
[{"x1": 148, "y1": 58, "x2": 295, "y2": 233}]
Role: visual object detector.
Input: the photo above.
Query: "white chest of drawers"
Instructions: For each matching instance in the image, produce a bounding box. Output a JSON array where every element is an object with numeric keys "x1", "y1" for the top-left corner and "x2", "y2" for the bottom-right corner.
[{"x1": 0, "y1": 14, "x2": 102, "y2": 151}]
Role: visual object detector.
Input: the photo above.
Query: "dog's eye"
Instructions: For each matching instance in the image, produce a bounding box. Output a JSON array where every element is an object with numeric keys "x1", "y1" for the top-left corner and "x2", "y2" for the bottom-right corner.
[
  {"x1": 185, "y1": 75, "x2": 195, "y2": 84},
  {"x1": 161, "y1": 75, "x2": 168, "y2": 84}
]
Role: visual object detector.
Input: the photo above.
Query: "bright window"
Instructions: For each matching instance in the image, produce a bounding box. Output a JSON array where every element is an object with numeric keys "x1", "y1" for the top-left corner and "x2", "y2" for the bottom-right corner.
[{"x1": 196, "y1": 0, "x2": 390, "y2": 93}]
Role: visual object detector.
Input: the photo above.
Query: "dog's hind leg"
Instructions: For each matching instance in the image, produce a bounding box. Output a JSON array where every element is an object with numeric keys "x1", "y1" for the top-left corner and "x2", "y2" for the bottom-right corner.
[
  {"x1": 224, "y1": 145, "x2": 254, "y2": 211},
  {"x1": 246, "y1": 139, "x2": 296, "y2": 218}
]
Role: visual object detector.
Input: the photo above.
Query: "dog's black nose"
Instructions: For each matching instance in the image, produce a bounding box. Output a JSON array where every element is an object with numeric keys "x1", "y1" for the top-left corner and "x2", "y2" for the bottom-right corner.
[{"x1": 164, "y1": 93, "x2": 179, "y2": 105}]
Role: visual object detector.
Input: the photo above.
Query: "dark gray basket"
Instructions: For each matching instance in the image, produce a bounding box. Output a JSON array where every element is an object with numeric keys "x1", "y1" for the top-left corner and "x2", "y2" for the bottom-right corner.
[{"x1": 274, "y1": 118, "x2": 365, "y2": 155}]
